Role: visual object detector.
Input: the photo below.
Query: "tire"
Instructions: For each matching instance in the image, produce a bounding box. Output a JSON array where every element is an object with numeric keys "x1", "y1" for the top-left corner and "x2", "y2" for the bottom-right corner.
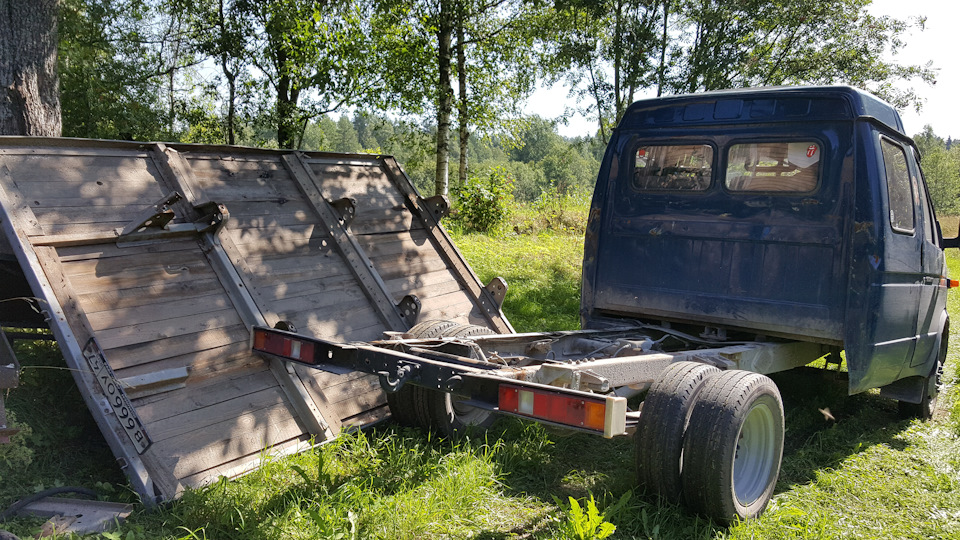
[
  {"x1": 682, "y1": 370, "x2": 784, "y2": 522},
  {"x1": 899, "y1": 326, "x2": 947, "y2": 420},
  {"x1": 386, "y1": 320, "x2": 461, "y2": 427},
  {"x1": 425, "y1": 323, "x2": 497, "y2": 437},
  {"x1": 634, "y1": 361, "x2": 720, "y2": 501},
  {"x1": 386, "y1": 320, "x2": 497, "y2": 437}
]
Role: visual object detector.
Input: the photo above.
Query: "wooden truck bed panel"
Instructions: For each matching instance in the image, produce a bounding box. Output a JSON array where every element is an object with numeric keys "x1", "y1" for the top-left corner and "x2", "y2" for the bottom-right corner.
[{"x1": 0, "y1": 138, "x2": 512, "y2": 503}]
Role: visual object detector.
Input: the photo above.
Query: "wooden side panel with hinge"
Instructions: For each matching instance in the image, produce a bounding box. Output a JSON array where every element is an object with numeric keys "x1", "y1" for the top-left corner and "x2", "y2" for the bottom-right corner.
[
  {"x1": 304, "y1": 157, "x2": 513, "y2": 332},
  {"x1": 0, "y1": 138, "x2": 514, "y2": 503},
  {"x1": 0, "y1": 145, "x2": 312, "y2": 500},
  {"x1": 176, "y1": 151, "x2": 393, "y2": 429}
]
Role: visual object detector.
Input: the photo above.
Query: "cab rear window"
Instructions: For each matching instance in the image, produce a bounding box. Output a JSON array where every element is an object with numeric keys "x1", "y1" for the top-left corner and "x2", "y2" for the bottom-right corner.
[
  {"x1": 633, "y1": 144, "x2": 713, "y2": 191},
  {"x1": 725, "y1": 141, "x2": 821, "y2": 193}
]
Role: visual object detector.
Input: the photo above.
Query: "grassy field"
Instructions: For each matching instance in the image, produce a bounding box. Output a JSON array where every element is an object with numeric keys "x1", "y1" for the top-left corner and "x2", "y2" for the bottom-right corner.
[{"x1": 2, "y1": 228, "x2": 960, "y2": 539}]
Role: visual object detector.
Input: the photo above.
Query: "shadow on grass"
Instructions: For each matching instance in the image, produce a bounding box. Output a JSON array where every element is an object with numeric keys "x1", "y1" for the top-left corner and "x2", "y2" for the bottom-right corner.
[
  {"x1": 469, "y1": 365, "x2": 920, "y2": 539},
  {"x1": 770, "y1": 366, "x2": 911, "y2": 489}
]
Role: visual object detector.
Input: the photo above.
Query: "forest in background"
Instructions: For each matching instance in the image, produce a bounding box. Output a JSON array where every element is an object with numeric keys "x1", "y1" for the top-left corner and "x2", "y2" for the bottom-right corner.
[{"x1": 51, "y1": 0, "x2": 947, "y2": 205}]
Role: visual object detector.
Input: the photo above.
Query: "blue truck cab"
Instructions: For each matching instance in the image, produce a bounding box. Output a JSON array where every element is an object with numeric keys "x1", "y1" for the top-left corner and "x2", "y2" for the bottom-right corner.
[{"x1": 582, "y1": 86, "x2": 955, "y2": 412}]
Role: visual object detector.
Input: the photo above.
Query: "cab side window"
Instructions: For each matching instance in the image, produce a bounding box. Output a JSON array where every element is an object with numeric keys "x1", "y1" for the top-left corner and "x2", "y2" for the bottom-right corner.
[
  {"x1": 911, "y1": 150, "x2": 939, "y2": 246},
  {"x1": 880, "y1": 138, "x2": 915, "y2": 234},
  {"x1": 632, "y1": 144, "x2": 713, "y2": 191},
  {"x1": 725, "y1": 141, "x2": 821, "y2": 193}
]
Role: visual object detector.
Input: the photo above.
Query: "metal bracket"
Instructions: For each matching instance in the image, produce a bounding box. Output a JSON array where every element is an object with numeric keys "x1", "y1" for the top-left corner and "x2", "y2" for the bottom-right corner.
[
  {"x1": 396, "y1": 295, "x2": 421, "y2": 325},
  {"x1": 119, "y1": 192, "x2": 182, "y2": 236},
  {"x1": 485, "y1": 277, "x2": 508, "y2": 308},
  {"x1": 420, "y1": 195, "x2": 450, "y2": 221},
  {"x1": 114, "y1": 200, "x2": 228, "y2": 246},
  {"x1": 193, "y1": 201, "x2": 229, "y2": 234},
  {"x1": 377, "y1": 363, "x2": 419, "y2": 393},
  {"x1": 274, "y1": 320, "x2": 298, "y2": 333},
  {"x1": 329, "y1": 197, "x2": 357, "y2": 227}
]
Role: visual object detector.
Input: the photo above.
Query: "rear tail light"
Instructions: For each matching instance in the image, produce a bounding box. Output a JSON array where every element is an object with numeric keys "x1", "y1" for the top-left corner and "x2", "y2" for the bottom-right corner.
[
  {"x1": 252, "y1": 327, "x2": 316, "y2": 364},
  {"x1": 498, "y1": 384, "x2": 626, "y2": 438}
]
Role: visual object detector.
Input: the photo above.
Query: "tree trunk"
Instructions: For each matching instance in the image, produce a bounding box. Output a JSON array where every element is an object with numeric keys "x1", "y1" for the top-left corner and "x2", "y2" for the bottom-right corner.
[
  {"x1": 222, "y1": 52, "x2": 237, "y2": 145},
  {"x1": 434, "y1": 0, "x2": 453, "y2": 197},
  {"x1": 456, "y1": 8, "x2": 468, "y2": 188},
  {"x1": 657, "y1": 0, "x2": 668, "y2": 97},
  {"x1": 218, "y1": 0, "x2": 236, "y2": 145},
  {"x1": 0, "y1": 0, "x2": 61, "y2": 136}
]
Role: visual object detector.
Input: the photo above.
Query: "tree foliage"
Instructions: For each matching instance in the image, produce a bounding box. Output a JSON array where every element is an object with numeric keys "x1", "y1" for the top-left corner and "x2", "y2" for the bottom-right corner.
[
  {"x1": 916, "y1": 125, "x2": 960, "y2": 216},
  {"x1": 46, "y1": 0, "x2": 942, "y2": 194}
]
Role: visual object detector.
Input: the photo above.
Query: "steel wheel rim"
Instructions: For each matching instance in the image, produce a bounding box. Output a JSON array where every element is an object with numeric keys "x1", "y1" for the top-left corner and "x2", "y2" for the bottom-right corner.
[
  {"x1": 450, "y1": 394, "x2": 489, "y2": 425},
  {"x1": 733, "y1": 402, "x2": 777, "y2": 506}
]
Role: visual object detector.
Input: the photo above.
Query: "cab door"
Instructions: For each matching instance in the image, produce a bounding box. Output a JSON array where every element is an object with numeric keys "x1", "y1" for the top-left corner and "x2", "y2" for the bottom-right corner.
[
  {"x1": 872, "y1": 137, "x2": 923, "y2": 379},
  {"x1": 909, "y1": 150, "x2": 947, "y2": 369}
]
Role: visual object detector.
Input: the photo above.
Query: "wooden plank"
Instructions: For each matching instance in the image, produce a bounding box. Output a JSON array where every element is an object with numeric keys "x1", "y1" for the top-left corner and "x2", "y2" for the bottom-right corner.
[
  {"x1": 227, "y1": 210, "x2": 323, "y2": 230},
  {"x1": 418, "y1": 295, "x2": 479, "y2": 323},
  {"x1": 105, "y1": 324, "x2": 250, "y2": 370},
  {"x1": 13, "y1": 177, "x2": 165, "y2": 202},
  {"x1": 298, "y1": 315, "x2": 384, "y2": 343},
  {"x1": 354, "y1": 229, "x2": 431, "y2": 258},
  {"x1": 242, "y1": 260, "x2": 354, "y2": 287},
  {"x1": 119, "y1": 366, "x2": 190, "y2": 400},
  {"x1": 311, "y1": 372, "x2": 381, "y2": 406},
  {"x1": 151, "y1": 402, "x2": 304, "y2": 479},
  {"x1": 134, "y1": 366, "x2": 276, "y2": 423},
  {"x1": 341, "y1": 404, "x2": 390, "y2": 429},
  {"x1": 218, "y1": 198, "x2": 314, "y2": 219},
  {"x1": 262, "y1": 287, "x2": 371, "y2": 315},
  {"x1": 383, "y1": 268, "x2": 466, "y2": 297},
  {"x1": 371, "y1": 251, "x2": 449, "y2": 280},
  {"x1": 0, "y1": 163, "x2": 43, "y2": 235},
  {"x1": 0, "y1": 147, "x2": 151, "y2": 158},
  {"x1": 178, "y1": 436, "x2": 311, "y2": 490},
  {"x1": 77, "y1": 277, "x2": 224, "y2": 313},
  {"x1": 349, "y1": 215, "x2": 421, "y2": 235},
  {"x1": 1, "y1": 154, "x2": 162, "y2": 184},
  {"x1": 146, "y1": 385, "x2": 292, "y2": 443},
  {"x1": 35, "y1": 205, "x2": 144, "y2": 226},
  {"x1": 226, "y1": 224, "x2": 332, "y2": 254},
  {"x1": 94, "y1": 307, "x2": 243, "y2": 350},
  {"x1": 186, "y1": 156, "x2": 286, "y2": 177},
  {"x1": 325, "y1": 386, "x2": 384, "y2": 423},
  {"x1": 253, "y1": 273, "x2": 363, "y2": 302},
  {"x1": 20, "y1": 195, "x2": 164, "y2": 208},
  {"x1": 232, "y1": 236, "x2": 342, "y2": 264},
  {"x1": 85, "y1": 291, "x2": 234, "y2": 331},
  {"x1": 114, "y1": 342, "x2": 260, "y2": 385},
  {"x1": 62, "y1": 248, "x2": 212, "y2": 277},
  {"x1": 63, "y1": 261, "x2": 216, "y2": 293}
]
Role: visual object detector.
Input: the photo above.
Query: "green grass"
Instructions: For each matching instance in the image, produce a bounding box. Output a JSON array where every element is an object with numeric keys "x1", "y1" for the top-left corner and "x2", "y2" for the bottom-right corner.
[
  {"x1": 450, "y1": 232, "x2": 584, "y2": 332},
  {"x1": 3, "y1": 231, "x2": 960, "y2": 539}
]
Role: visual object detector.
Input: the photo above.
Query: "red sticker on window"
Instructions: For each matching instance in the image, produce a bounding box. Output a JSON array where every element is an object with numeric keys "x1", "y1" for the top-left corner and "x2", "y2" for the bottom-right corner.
[{"x1": 806, "y1": 145, "x2": 817, "y2": 158}]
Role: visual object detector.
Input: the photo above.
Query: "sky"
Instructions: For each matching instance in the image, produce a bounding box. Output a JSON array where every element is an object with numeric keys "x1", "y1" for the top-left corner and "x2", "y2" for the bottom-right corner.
[{"x1": 527, "y1": 0, "x2": 957, "y2": 140}]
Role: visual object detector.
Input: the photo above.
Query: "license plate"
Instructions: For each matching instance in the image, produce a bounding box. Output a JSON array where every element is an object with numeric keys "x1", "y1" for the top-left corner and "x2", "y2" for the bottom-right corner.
[{"x1": 83, "y1": 339, "x2": 151, "y2": 454}]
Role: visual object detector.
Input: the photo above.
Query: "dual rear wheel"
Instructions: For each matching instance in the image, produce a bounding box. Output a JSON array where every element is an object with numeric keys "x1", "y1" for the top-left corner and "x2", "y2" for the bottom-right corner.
[
  {"x1": 635, "y1": 361, "x2": 784, "y2": 523},
  {"x1": 386, "y1": 320, "x2": 496, "y2": 437}
]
